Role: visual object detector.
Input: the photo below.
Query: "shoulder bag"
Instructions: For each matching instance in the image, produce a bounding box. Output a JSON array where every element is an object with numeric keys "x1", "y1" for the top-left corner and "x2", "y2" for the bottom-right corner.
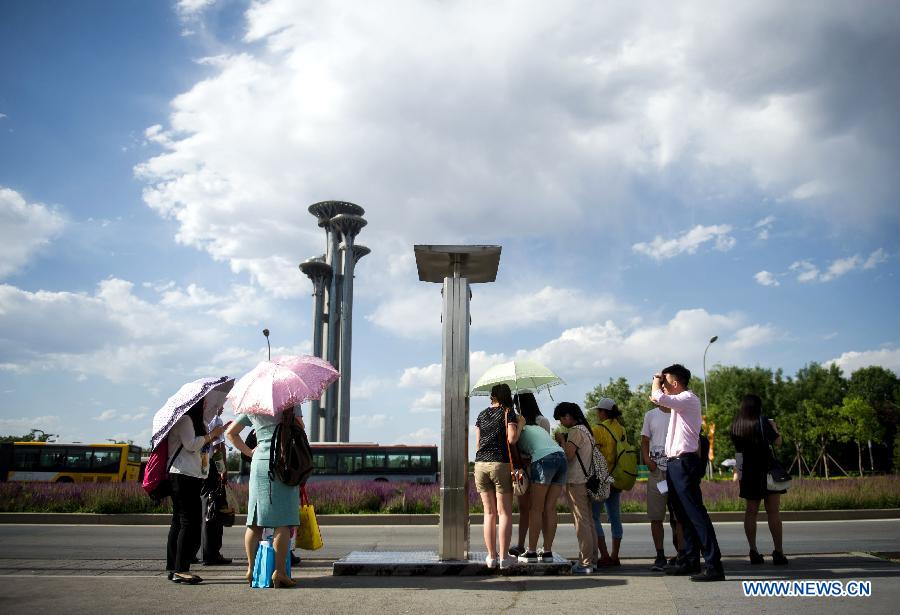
[
  {"x1": 572, "y1": 425, "x2": 612, "y2": 502},
  {"x1": 761, "y1": 416, "x2": 792, "y2": 491},
  {"x1": 502, "y1": 408, "x2": 529, "y2": 497}
]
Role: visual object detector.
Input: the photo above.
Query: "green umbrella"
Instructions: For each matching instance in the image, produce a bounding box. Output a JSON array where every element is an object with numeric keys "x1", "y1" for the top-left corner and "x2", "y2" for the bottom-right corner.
[{"x1": 471, "y1": 360, "x2": 565, "y2": 397}]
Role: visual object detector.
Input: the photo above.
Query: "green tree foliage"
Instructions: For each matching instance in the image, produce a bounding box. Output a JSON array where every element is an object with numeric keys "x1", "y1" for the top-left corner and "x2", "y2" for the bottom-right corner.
[
  {"x1": 836, "y1": 396, "x2": 883, "y2": 476},
  {"x1": 585, "y1": 361, "x2": 899, "y2": 477},
  {"x1": 0, "y1": 430, "x2": 53, "y2": 443},
  {"x1": 584, "y1": 377, "x2": 648, "y2": 443}
]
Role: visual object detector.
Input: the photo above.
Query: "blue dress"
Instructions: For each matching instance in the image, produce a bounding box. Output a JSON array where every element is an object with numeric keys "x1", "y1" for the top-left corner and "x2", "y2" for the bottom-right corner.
[{"x1": 236, "y1": 413, "x2": 300, "y2": 527}]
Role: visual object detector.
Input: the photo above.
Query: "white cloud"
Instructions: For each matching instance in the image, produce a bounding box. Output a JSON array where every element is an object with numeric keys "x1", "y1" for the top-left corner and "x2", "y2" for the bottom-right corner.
[
  {"x1": 369, "y1": 284, "x2": 629, "y2": 338},
  {"x1": 134, "y1": 1, "x2": 900, "y2": 302},
  {"x1": 632, "y1": 225, "x2": 736, "y2": 261},
  {"x1": 410, "y1": 391, "x2": 441, "y2": 414},
  {"x1": 0, "y1": 187, "x2": 65, "y2": 278},
  {"x1": 754, "y1": 270, "x2": 780, "y2": 287},
  {"x1": 351, "y1": 413, "x2": 387, "y2": 429},
  {"x1": 820, "y1": 255, "x2": 863, "y2": 282},
  {"x1": 0, "y1": 415, "x2": 61, "y2": 436},
  {"x1": 177, "y1": 0, "x2": 215, "y2": 16},
  {"x1": 826, "y1": 348, "x2": 900, "y2": 377},
  {"x1": 402, "y1": 427, "x2": 439, "y2": 445},
  {"x1": 726, "y1": 325, "x2": 778, "y2": 351},
  {"x1": 789, "y1": 260, "x2": 820, "y2": 283},
  {"x1": 754, "y1": 215, "x2": 775, "y2": 240},
  {"x1": 0, "y1": 278, "x2": 283, "y2": 384},
  {"x1": 789, "y1": 249, "x2": 887, "y2": 283},
  {"x1": 401, "y1": 308, "x2": 774, "y2": 420},
  {"x1": 399, "y1": 363, "x2": 442, "y2": 389},
  {"x1": 93, "y1": 409, "x2": 148, "y2": 422},
  {"x1": 863, "y1": 248, "x2": 888, "y2": 270},
  {"x1": 351, "y1": 377, "x2": 388, "y2": 401}
]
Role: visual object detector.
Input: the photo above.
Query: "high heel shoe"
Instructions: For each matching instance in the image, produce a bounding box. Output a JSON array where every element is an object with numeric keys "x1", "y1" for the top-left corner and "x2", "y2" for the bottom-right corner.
[{"x1": 271, "y1": 571, "x2": 296, "y2": 588}]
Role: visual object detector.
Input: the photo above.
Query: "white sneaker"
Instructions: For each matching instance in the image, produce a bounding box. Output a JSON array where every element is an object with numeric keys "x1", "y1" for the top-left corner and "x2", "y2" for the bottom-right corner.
[
  {"x1": 485, "y1": 555, "x2": 499, "y2": 569},
  {"x1": 499, "y1": 556, "x2": 517, "y2": 569}
]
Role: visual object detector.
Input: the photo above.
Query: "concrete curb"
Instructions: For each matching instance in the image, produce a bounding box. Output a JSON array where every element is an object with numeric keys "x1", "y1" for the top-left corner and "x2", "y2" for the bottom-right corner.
[{"x1": 1, "y1": 509, "x2": 898, "y2": 525}]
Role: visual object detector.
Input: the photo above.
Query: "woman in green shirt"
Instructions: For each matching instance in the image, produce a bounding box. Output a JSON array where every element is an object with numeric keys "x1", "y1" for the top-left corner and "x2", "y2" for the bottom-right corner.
[{"x1": 515, "y1": 400, "x2": 567, "y2": 563}]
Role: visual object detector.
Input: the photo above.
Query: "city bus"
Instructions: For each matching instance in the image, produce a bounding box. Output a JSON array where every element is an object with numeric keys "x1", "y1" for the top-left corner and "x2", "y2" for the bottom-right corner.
[
  {"x1": 236, "y1": 442, "x2": 438, "y2": 484},
  {"x1": 0, "y1": 442, "x2": 142, "y2": 483}
]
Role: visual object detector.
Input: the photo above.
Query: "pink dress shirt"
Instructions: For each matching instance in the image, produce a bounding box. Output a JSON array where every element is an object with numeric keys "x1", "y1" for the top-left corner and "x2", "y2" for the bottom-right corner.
[{"x1": 651, "y1": 389, "x2": 702, "y2": 457}]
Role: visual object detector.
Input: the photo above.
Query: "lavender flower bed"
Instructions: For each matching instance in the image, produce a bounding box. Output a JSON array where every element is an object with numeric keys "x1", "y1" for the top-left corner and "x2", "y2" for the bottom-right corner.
[{"x1": 1, "y1": 476, "x2": 898, "y2": 515}]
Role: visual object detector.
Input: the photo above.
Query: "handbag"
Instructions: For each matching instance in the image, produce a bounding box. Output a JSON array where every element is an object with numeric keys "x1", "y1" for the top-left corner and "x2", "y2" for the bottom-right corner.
[
  {"x1": 502, "y1": 408, "x2": 529, "y2": 497},
  {"x1": 251, "y1": 539, "x2": 291, "y2": 588},
  {"x1": 297, "y1": 487, "x2": 324, "y2": 551},
  {"x1": 760, "y1": 416, "x2": 792, "y2": 492}
]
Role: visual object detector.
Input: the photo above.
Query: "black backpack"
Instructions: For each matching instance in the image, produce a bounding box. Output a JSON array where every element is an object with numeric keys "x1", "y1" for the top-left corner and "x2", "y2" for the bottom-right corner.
[{"x1": 268, "y1": 409, "x2": 314, "y2": 487}]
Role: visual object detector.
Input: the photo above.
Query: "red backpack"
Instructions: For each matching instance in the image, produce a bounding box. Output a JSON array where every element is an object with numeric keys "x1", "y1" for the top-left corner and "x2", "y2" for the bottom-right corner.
[{"x1": 142, "y1": 440, "x2": 183, "y2": 501}]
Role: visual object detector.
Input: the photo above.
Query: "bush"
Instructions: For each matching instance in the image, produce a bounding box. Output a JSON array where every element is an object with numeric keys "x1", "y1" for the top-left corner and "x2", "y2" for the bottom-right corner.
[{"x1": 1, "y1": 476, "x2": 898, "y2": 514}]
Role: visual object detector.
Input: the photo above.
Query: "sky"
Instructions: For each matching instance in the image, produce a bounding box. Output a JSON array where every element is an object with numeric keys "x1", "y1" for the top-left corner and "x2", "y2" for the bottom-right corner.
[{"x1": 1, "y1": 0, "x2": 898, "y2": 453}]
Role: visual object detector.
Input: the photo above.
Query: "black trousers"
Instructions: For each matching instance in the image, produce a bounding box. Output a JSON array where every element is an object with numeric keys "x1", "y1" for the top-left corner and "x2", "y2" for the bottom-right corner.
[
  {"x1": 200, "y1": 473, "x2": 224, "y2": 561},
  {"x1": 666, "y1": 454, "x2": 722, "y2": 572},
  {"x1": 167, "y1": 474, "x2": 203, "y2": 573}
]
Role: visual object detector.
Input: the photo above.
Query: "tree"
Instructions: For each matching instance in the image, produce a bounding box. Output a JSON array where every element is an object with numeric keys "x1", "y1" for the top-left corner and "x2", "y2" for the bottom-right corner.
[
  {"x1": 804, "y1": 399, "x2": 850, "y2": 478},
  {"x1": 848, "y1": 366, "x2": 899, "y2": 472},
  {"x1": 836, "y1": 396, "x2": 883, "y2": 476},
  {"x1": 0, "y1": 430, "x2": 53, "y2": 443},
  {"x1": 584, "y1": 377, "x2": 645, "y2": 444}
]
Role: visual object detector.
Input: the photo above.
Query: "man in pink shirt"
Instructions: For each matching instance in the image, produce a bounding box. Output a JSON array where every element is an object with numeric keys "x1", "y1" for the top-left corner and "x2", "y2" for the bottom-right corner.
[{"x1": 650, "y1": 363, "x2": 724, "y2": 582}]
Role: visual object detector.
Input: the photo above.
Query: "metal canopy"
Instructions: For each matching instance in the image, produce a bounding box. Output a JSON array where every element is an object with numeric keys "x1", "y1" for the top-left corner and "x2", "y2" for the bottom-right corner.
[{"x1": 414, "y1": 245, "x2": 501, "y2": 283}]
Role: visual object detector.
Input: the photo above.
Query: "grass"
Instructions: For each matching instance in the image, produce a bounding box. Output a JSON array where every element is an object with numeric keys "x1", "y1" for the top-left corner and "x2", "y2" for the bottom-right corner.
[{"x1": 1, "y1": 476, "x2": 898, "y2": 515}]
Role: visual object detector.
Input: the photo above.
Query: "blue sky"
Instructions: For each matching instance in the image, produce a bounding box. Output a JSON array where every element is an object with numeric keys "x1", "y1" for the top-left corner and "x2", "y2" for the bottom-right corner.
[{"x1": 1, "y1": 0, "x2": 898, "y2": 451}]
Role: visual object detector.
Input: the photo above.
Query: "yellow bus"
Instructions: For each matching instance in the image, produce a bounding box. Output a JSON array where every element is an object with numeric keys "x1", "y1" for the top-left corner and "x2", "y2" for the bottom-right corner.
[{"x1": 0, "y1": 442, "x2": 142, "y2": 483}]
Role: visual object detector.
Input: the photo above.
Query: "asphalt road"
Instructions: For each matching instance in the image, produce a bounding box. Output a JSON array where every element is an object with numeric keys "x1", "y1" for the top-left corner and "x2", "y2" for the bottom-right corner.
[
  {"x1": 1, "y1": 519, "x2": 899, "y2": 562},
  {"x1": 0, "y1": 521, "x2": 898, "y2": 614}
]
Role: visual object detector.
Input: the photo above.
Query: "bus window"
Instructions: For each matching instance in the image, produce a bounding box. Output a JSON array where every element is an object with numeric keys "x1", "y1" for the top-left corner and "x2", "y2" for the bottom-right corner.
[
  {"x1": 64, "y1": 449, "x2": 92, "y2": 471},
  {"x1": 410, "y1": 454, "x2": 433, "y2": 471},
  {"x1": 127, "y1": 447, "x2": 142, "y2": 464},
  {"x1": 387, "y1": 454, "x2": 409, "y2": 471},
  {"x1": 38, "y1": 448, "x2": 64, "y2": 472},
  {"x1": 14, "y1": 448, "x2": 40, "y2": 471},
  {"x1": 91, "y1": 449, "x2": 121, "y2": 473},
  {"x1": 312, "y1": 452, "x2": 337, "y2": 474},
  {"x1": 363, "y1": 453, "x2": 388, "y2": 471},
  {"x1": 338, "y1": 453, "x2": 363, "y2": 474}
]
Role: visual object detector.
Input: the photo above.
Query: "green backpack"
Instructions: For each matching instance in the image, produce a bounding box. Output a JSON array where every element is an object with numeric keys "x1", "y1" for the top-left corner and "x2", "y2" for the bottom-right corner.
[{"x1": 599, "y1": 421, "x2": 639, "y2": 491}]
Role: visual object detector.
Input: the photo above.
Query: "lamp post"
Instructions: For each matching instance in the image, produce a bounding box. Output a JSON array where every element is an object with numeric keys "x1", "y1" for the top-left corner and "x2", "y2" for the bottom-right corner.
[
  {"x1": 702, "y1": 335, "x2": 718, "y2": 479},
  {"x1": 702, "y1": 335, "x2": 718, "y2": 416}
]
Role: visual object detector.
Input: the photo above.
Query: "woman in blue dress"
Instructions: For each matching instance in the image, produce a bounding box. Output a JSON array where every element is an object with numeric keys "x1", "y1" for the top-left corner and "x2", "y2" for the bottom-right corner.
[{"x1": 226, "y1": 409, "x2": 304, "y2": 587}]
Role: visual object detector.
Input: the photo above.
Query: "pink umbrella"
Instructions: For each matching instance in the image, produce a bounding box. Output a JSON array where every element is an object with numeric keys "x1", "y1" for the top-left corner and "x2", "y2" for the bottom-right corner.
[{"x1": 228, "y1": 355, "x2": 340, "y2": 416}]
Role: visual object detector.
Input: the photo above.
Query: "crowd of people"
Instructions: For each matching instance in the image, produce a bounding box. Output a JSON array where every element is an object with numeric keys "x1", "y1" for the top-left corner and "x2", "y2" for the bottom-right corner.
[
  {"x1": 164, "y1": 361, "x2": 789, "y2": 585},
  {"x1": 475, "y1": 363, "x2": 790, "y2": 582}
]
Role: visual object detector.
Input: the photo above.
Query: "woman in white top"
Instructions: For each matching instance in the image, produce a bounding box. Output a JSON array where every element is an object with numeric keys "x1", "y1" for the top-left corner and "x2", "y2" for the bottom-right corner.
[{"x1": 166, "y1": 395, "x2": 229, "y2": 584}]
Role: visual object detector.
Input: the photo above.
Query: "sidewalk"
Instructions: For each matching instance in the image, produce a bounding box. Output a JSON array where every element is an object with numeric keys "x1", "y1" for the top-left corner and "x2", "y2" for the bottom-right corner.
[{"x1": 0, "y1": 554, "x2": 897, "y2": 614}]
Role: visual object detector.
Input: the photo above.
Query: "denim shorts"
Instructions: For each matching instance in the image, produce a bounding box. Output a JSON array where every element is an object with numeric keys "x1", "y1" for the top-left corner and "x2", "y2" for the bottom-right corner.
[{"x1": 530, "y1": 451, "x2": 567, "y2": 486}]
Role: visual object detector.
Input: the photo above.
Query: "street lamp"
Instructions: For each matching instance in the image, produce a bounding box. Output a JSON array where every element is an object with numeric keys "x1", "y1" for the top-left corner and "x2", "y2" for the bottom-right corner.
[{"x1": 702, "y1": 335, "x2": 718, "y2": 416}]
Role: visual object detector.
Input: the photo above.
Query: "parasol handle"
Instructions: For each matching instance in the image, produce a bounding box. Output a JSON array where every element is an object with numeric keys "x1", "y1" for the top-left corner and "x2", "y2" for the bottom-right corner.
[{"x1": 263, "y1": 328, "x2": 271, "y2": 360}]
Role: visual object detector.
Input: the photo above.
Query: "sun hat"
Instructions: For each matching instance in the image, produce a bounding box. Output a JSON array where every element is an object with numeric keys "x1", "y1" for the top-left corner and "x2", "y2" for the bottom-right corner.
[{"x1": 589, "y1": 397, "x2": 616, "y2": 412}]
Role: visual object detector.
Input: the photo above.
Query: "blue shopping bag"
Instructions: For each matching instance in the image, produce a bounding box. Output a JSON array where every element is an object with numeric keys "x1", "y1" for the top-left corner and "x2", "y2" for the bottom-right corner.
[{"x1": 251, "y1": 539, "x2": 291, "y2": 588}]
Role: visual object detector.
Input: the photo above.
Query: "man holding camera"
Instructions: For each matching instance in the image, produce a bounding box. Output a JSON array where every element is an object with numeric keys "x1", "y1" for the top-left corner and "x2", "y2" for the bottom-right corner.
[{"x1": 651, "y1": 364, "x2": 724, "y2": 582}]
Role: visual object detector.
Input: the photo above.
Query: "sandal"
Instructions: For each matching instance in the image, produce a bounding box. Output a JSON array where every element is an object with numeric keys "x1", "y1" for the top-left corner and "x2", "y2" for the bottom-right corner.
[
  {"x1": 171, "y1": 572, "x2": 203, "y2": 584},
  {"x1": 271, "y1": 571, "x2": 296, "y2": 588}
]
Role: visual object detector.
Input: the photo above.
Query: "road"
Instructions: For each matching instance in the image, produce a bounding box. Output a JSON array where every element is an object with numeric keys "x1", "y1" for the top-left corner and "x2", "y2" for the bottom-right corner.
[
  {"x1": 1, "y1": 519, "x2": 899, "y2": 562},
  {"x1": 0, "y1": 520, "x2": 898, "y2": 614}
]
